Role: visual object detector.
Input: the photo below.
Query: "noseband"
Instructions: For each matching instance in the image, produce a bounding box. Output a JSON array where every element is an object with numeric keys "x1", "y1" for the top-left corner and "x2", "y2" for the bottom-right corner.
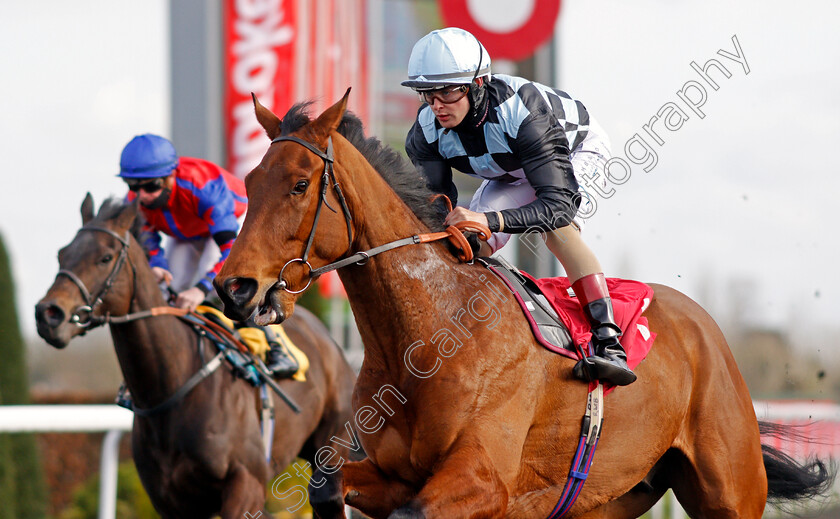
[
  {"x1": 270, "y1": 135, "x2": 354, "y2": 293},
  {"x1": 56, "y1": 226, "x2": 132, "y2": 327}
]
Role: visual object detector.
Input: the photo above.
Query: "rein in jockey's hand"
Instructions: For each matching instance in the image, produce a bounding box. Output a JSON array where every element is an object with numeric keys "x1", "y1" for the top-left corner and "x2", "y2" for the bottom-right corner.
[
  {"x1": 175, "y1": 286, "x2": 205, "y2": 312},
  {"x1": 444, "y1": 207, "x2": 489, "y2": 230}
]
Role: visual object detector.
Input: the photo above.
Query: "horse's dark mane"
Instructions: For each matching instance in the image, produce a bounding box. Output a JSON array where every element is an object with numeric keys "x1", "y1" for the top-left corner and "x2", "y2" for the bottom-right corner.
[{"x1": 280, "y1": 102, "x2": 446, "y2": 230}]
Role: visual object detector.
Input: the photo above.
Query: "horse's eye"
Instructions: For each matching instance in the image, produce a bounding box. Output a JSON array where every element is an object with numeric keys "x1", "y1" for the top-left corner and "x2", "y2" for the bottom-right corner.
[
  {"x1": 292, "y1": 180, "x2": 309, "y2": 195},
  {"x1": 100, "y1": 254, "x2": 113, "y2": 264}
]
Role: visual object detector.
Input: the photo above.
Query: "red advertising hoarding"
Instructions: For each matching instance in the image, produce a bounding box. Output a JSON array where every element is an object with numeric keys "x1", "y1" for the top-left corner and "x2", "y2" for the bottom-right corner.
[{"x1": 224, "y1": 0, "x2": 369, "y2": 179}]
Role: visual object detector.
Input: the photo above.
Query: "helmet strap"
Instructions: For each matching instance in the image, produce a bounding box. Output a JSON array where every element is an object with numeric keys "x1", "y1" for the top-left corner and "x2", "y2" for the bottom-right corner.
[{"x1": 464, "y1": 39, "x2": 489, "y2": 128}]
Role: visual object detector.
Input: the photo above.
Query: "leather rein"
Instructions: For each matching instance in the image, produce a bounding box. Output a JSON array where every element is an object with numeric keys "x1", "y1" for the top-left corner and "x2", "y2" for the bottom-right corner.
[{"x1": 269, "y1": 134, "x2": 491, "y2": 293}]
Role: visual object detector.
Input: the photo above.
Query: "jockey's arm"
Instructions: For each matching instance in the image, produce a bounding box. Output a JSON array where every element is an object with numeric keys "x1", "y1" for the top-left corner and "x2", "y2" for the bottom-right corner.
[
  {"x1": 485, "y1": 111, "x2": 580, "y2": 234},
  {"x1": 141, "y1": 223, "x2": 170, "y2": 272},
  {"x1": 173, "y1": 230, "x2": 235, "y2": 311},
  {"x1": 197, "y1": 229, "x2": 237, "y2": 297}
]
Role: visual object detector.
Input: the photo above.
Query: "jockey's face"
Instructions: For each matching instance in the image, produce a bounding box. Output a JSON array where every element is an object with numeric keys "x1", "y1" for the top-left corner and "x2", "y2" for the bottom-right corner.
[
  {"x1": 127, "y1": 175, "x2": 174, "y2": 209},
  {"x1": 426, "y1": 86, "x2": 471, "y2": 129}
]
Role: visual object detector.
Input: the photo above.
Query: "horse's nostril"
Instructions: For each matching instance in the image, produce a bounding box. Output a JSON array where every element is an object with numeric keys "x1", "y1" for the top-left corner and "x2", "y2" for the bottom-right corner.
[
  {"x1": 35, "y1": 302, "x2": 65, "y2": 328},
  {"x1": 224, "y1": 277, "x2": 257, "y2": 305}
]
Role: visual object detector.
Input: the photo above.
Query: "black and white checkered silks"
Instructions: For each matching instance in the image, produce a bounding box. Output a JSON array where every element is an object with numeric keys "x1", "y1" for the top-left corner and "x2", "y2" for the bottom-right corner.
[{"x1": 411, "y1": 74, "x2": 611, "y2": 252}]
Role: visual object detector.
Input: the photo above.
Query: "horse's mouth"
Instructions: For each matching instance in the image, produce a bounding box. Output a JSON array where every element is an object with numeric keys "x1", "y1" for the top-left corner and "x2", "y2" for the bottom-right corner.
[{"x1": 254, "y1": 284, "x2": 286, "y2": 325}]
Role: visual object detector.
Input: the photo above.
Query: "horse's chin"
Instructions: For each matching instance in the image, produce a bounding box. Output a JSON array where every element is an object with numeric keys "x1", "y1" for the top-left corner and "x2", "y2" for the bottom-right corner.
[
  {"x1": 36, "y1": 324, "x2": 73, "y2": 349},
  {"x1": 253, "y1": 305, "x2": 281, "y2": 326}
]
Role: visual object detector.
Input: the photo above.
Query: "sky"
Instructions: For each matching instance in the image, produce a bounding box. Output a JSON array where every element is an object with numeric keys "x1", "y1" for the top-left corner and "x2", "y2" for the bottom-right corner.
[
  {"x1": 2, "y1": 0, "x2": 838, "y2": 344},
  {"x1": 556, "y1": 0, "x2": 840, "y2": 338}
]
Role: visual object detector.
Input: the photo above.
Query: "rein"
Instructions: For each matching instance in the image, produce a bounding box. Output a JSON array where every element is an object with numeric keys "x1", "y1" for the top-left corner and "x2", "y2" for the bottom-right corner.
[
  {"x1": 269, "y1": 134, "x2": 491, "y2": 292},
  {"x1": 57, "y1": 224, "x2": 300, "y2": 414}
]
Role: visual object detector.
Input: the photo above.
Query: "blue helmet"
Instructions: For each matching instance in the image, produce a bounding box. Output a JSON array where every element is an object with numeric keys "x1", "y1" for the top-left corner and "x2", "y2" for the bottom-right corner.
[{"x1": 118, "y1": 134, "x2": 178, "y2": 178}]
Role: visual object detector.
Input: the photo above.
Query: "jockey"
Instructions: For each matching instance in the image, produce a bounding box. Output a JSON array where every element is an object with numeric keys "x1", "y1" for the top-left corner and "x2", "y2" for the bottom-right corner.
[
  {"x1": 402, "y1": 28, "x2": 635, "y2": 386},
  {"x1": 118, "y1": 134, "x2": 298, "y2": 377}
]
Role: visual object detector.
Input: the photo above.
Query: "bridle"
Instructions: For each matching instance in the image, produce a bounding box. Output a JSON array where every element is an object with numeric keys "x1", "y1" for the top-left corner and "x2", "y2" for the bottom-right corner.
[
  {"x1": 270, "y1": 135, "x2": 354, "y2": 294},
  {"x1": 267, "y1": 133, "x2": 491, "y2": 294},
  {"x1": 54, "y1": 223, "x2": 301, "y2": 415},
  {"x1": 56, "y1": 225, "x2": 133, "y2": 328}
]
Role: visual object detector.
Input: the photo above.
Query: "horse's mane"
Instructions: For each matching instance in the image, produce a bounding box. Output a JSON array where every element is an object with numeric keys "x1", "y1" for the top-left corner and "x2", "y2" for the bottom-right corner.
[{"x1": 280, "y1": 102, "x2": 446, "y2": 231}]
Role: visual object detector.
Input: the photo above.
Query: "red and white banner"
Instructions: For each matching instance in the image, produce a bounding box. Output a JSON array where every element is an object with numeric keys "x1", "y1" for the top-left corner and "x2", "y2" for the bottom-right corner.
[
  {"x1": 224, "y1": 0, "x2": 369, "y2": 179},
  {"x1": 438, "y1": 0, "x2": 561, "y2": 62}
]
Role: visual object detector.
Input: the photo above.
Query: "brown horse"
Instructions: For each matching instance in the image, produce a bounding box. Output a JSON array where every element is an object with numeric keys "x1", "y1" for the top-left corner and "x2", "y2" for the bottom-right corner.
[
  {"x1": 215, "y1": 91, "x2": 833, "y2": 519},
  {"x1": 35, "y1": 196, "x2": 357, "y2": 519}
]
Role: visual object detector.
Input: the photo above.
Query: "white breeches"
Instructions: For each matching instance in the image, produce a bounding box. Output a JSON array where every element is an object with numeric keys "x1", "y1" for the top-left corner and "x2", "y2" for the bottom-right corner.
[{"x1": 468, "y1": 117, "x2": 612, "y2": 252}]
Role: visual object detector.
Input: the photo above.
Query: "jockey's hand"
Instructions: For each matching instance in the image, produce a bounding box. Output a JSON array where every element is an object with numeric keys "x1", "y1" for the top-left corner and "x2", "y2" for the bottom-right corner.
[
  {"x1": 151, "y1": 267, "x2": 173, "y2": 286},
  {"x1": 175, "y1": 287, "x2": 205, "y2": 312},
  {"x1": 444, "y1": 207, "x2": 489, "y2": 232}
]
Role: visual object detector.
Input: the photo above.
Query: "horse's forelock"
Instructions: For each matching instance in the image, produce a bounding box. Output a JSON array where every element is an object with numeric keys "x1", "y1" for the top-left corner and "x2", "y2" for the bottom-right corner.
[
  {"x1": 280, "y1": 102, "x2": 315, "y2": 135},
  {"x1": 95, "y1": 197, "x2": 129, "y2": 222},
  {"x1": 93, "y1": 198, "x2": 144, "y2": 239}
]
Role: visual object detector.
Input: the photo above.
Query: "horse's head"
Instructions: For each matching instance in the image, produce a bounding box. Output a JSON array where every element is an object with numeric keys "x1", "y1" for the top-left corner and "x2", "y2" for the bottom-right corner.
[
  {"x1": 216, "y1": 90, "x2": 358, "y2": 324},
  {"x1": 35, "y1": 194, "x2": 142, "y2": 348}
]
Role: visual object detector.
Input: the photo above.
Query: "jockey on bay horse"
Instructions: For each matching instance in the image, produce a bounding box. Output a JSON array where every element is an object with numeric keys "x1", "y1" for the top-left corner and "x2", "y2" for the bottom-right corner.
[
  {"x1": 403, "y1": 28, "x2": 634, "y2": 386},
  {"x1": 119, "y1": 133, "x2": 297, "y2": 376}
]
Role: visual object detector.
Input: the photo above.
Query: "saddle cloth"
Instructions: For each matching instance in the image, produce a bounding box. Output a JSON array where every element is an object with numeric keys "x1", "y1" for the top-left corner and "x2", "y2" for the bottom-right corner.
[
  {"x1": 482, "y1": 258, "x2": 656, "y2": 376},
  {"x1": 196, "y1": 305, "x2": 310, "y2": 382}
]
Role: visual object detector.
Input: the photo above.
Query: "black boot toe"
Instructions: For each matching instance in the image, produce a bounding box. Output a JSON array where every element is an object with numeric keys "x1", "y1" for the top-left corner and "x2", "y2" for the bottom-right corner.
[{"x1": 266, "y1": 350, "x2": 299, "y2": 378}]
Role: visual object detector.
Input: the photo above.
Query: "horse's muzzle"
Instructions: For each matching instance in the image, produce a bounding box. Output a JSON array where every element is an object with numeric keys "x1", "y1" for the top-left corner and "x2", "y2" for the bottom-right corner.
[{"x1": 34, "y1": 301, "x2": 71, "y2": 348}]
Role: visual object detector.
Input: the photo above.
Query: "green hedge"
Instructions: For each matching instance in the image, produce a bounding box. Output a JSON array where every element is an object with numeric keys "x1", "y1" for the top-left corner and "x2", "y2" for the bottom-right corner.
[
  {"x1": 0, "y1": 233, "x2": 46, "y2": 518},
  {"x1": 58, "y1": 462, "x2": 159, "y2": 519}
]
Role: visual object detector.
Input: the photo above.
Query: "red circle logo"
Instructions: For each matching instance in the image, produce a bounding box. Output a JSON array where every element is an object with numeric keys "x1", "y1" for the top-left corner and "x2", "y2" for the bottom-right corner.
[{"x1": 438, "y1": 0, "x2": 562, "y2": 61}]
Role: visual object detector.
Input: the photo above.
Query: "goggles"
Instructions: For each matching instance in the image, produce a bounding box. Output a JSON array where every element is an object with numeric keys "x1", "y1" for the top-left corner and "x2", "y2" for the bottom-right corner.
[
  {"x1": 126, "y1": 177, "x2": 166, "y2": 193},
  {"x1": 417, "y1": 84, "x2": 469, "y2": 105}
]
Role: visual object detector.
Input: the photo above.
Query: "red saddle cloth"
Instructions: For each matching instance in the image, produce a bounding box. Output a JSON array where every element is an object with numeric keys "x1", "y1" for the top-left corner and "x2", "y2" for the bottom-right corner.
[{"x1": 521, "y1": 272, "x2": 656, "y2": 380}]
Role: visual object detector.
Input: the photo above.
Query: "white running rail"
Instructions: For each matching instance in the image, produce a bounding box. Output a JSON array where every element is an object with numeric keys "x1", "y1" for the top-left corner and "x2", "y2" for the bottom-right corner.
[{"x1": 0, "y1": 405, "x2": 133, "y2": 519}]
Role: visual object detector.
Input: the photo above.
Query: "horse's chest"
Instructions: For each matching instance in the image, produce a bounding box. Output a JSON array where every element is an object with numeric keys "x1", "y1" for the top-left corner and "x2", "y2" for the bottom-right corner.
[{"x1": 365, "y1": 424, "x2": 422, "y2": 481}]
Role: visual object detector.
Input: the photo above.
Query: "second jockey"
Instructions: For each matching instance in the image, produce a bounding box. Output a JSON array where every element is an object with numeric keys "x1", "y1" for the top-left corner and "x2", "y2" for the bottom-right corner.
[{"x1": 118, "y1": 133, "x2": 298, "y2": 377}]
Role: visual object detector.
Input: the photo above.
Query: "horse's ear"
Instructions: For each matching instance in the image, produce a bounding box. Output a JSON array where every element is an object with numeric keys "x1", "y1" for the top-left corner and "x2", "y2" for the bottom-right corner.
[
  {"x1": 114, "y1": 199, "x2": 139, "y2": 233},
  {"x1": 312, "y1": 88, "x2": 351, "y2": 142},
  {"x1": 253, "y1": 93, "x2": 282, "y2": 140},
  {"x1": 81, "y1": 193, "x2": 95, "y2": 225}
]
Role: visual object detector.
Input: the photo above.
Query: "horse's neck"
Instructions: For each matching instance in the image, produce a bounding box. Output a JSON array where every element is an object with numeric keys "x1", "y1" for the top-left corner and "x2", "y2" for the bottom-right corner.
[
  {"x1": 109, "y1": 259, "x2": 199, "y2": 407},
  {"x1": 337, "y1": 170, "x2": 486, "y2": 376}
]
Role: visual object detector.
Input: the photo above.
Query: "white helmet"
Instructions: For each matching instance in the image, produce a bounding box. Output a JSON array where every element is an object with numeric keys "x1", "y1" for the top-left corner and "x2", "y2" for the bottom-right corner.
[{"x1": 402, "y1": 27, "x2": 491, "y2": 90}]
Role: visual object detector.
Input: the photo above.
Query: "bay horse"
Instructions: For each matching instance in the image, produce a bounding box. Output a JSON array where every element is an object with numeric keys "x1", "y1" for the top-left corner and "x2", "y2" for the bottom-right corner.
[
  {"x1": 35, "y1": 196, "x2": 357, "y2": 518},
  {"x1": 215, "y1": 91, "x2": 833, "y2": 519}
]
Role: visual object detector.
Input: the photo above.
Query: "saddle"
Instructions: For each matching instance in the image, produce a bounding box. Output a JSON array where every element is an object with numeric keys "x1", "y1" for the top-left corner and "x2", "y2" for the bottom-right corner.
[
  {"x1": 479, "y1": 257, "x2": 657, "y2": 381},
  {"x1": 479, "y1": 257, "x2": 577, "y2": 358},
  {"x1": 195, "y1": 305, "x2": 310, "y2": 382}
]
